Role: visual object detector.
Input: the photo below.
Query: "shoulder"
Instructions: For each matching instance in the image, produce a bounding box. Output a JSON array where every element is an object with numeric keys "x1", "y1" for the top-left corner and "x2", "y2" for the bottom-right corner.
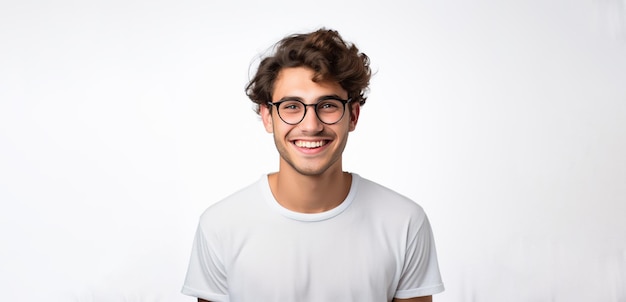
[
  {"x1": 197, "y1": 176, "x2": 267, "y2": 229},
  {"x1": 353, "y1": 175, "x2": 427, "y2": 223},
  {"x1": 355, "y1": 175, "x2": 425, "y2": 211}
]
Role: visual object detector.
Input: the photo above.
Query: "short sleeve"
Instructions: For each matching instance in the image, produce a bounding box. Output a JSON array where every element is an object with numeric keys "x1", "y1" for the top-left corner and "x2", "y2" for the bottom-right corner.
[
  {"x1": 181, "y1": 223, "x2": 230, "y2": 302},
  {"x1": 394, "y1": 214, "x2": 445, "y2": 299}
]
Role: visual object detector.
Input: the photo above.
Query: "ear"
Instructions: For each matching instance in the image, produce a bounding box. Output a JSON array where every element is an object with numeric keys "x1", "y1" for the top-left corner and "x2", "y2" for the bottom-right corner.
[
  {"x1": 348, "y1": 102, "x2": 360, "y2": 132},
  {"x1": 260, "y1": 105, "x2": 274, "y2": 133}
]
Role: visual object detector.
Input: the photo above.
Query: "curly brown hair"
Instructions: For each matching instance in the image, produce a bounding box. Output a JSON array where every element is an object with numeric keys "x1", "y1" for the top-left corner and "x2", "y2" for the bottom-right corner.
[{"x1": 246, "y1": 28, "x2": 371, "y2": 114}]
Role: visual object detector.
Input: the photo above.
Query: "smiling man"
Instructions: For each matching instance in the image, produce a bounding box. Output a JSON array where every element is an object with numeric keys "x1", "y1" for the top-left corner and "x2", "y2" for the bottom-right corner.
[{"x1": 182, "y1": 28, "x2": 445, "y2": 302}]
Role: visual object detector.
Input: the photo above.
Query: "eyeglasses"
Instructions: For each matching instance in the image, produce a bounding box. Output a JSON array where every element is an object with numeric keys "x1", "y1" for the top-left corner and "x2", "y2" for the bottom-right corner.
[{"x1": 267, "y1": 97, "x2": 352, "y2": 125}]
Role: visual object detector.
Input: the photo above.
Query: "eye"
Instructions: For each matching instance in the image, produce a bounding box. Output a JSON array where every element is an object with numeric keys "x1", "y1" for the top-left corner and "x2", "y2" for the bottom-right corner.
[
  {"x1": 317, "y1": 100, "x2": 341, "y2": 111},
  {"x1": 280, "y1": 101, "x2": 303, "y2": 111}
]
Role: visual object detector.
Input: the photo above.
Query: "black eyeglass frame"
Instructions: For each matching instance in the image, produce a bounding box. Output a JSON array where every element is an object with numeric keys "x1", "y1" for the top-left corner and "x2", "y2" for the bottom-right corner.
[{"x1": 267, "y1": 97, "x2": 353, "y2": 125}]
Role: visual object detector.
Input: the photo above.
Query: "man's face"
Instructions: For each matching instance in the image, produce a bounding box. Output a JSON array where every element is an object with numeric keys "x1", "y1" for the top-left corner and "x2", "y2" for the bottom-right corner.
[{"x1": 260, "y1": 67, "x2": 360, "y2": 177}]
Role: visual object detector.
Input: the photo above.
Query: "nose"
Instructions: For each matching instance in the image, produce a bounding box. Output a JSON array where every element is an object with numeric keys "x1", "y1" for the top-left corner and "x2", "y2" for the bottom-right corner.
[{"x1": 299, "y1": 105, "x2": 323, "y2": 132}]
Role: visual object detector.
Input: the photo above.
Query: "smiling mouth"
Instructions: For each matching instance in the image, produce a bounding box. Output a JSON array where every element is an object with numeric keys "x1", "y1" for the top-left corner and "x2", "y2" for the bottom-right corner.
[{"x1": 294, "y1": 140, "x2": 328, "y2": 149}]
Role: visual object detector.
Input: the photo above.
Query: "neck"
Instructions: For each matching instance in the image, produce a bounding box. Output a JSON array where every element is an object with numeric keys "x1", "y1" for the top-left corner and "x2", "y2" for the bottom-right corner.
[{"x1": 268, "y1": 166, "x2": 352, "y2": 214}]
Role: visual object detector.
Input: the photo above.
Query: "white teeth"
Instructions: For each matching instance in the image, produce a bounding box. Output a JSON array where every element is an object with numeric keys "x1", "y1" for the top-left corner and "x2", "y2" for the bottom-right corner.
[{"x1": 295, "y1": 140, "x2": 325, "y2": 148}]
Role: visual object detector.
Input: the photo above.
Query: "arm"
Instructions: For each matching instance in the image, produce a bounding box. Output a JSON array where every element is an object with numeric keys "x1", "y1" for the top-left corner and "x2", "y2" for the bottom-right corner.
[
  {"x1": 395, "y1": 215, "x2": 444, "y2": 300},
  {"x1": 393, "y1": 296, "x2": 432, "y2": 302}
]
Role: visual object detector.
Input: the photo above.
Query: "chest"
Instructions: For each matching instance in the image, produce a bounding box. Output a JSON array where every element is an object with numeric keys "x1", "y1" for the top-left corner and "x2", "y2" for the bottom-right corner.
[{"x1": 223, "y1": 218, "x2": 406, "y2": 301}]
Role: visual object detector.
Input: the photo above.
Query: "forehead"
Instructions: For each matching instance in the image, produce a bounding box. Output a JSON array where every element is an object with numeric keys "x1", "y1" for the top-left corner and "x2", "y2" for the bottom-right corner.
[{"x1": 273, "y1": 67, "x2": 347, "y2": 101}]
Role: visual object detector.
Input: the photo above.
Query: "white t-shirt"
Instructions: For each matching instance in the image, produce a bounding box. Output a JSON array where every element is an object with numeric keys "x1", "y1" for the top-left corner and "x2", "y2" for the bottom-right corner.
[{"x1": 182, "y1": 173, "x2": 444, "y2": 302}]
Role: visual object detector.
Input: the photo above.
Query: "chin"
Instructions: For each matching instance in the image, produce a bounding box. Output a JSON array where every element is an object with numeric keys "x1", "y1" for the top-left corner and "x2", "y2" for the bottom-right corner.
[{"x1": 292, "y1": 167, "x2": 329, "y2": 177}]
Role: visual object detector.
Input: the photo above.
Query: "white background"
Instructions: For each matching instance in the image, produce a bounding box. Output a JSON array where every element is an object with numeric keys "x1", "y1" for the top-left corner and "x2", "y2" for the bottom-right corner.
[{"x1": 1, "y1": 0, "x2": 625, "y2": 301}]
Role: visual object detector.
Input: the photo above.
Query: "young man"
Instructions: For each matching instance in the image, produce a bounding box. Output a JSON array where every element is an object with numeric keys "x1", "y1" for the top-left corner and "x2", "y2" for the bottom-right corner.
[{"x1": 182, "y1": 28, "x2": 444, "y2": 302}]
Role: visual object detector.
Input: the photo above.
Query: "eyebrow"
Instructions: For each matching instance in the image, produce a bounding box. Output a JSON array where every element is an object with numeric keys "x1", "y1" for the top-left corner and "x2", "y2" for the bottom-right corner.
[{"x1": 277, "y1": 94, "x2": 345, "y2": 103}]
